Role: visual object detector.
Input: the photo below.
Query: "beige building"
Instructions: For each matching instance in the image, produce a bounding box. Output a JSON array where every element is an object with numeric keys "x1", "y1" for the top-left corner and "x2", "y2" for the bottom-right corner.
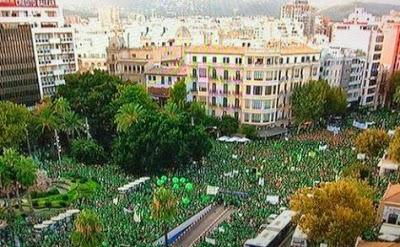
[
  {"x1": 185, "y1": 44, "x2": 320, "y2": 128},
  {"x1": 377, "y1": 183, "x2": 400, "y2": 242},
  {"x1": 106, "y1": 35, "x2": 184, "y2": 84}
]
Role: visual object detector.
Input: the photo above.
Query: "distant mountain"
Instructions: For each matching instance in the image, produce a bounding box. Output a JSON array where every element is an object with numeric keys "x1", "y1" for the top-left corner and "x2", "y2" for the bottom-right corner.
[
  {"x1": 63, "y1": 0, "x2": 284, "y2": 17},
  {"x1": 319, "y1": 2, "x2": 400, "y2": 21}
]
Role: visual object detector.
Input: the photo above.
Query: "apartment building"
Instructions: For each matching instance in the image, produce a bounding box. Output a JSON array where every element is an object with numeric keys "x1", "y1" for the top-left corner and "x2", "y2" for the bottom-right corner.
[
  {"x1": 0, "y1": 0, "x2": 78, "y2": 98},
  {"x1": 331, "y1": 8, "x2": 384, "y2": 107},
  {"x1": 0, "y1": 24, "x2": 40, "y2": 106},
  {"x1": 280, "y1": 0, "x2": 316, "y2": 38},
  {"x1": 106, "y1": 34, "x2": 184, "y2": 84},
  {"x1": 145, "y1": 66, "x2": 186, "y2": 105},
  {"x1": 185, "y1": 44, "x2": 320, "y2": 128},
  {"x1": 320, "y1": 47, "x2": 366, "y2": 104}
]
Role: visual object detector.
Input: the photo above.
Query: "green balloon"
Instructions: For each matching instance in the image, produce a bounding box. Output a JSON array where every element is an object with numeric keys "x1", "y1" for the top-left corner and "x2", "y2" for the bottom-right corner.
[
  {"x1": 185, "y1": 183, "x2": 193, "y2": 192},
  {"x1": 156, "y1": 179, "x2": 164, "y2": 186},
  {"x1": 173, "y1": 183, "x2": 180, "y2": 190},
  {"x1": 161, "y1": 176, "x2": 168, "y2": 182},
  {"x1": 172, "y1": 177, "x2": 179, "y2": 184}
]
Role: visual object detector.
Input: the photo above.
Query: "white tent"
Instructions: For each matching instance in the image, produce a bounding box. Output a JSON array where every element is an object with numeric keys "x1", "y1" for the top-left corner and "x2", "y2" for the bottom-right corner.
[{"x1": 217, "y1": 136, "x2": 230, "y2": 142}]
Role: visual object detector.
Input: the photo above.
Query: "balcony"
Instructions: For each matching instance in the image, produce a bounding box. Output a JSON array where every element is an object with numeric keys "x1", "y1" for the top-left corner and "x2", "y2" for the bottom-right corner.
[{"x1": 49, "y1": 38, "x2": 61, "y2": 44}]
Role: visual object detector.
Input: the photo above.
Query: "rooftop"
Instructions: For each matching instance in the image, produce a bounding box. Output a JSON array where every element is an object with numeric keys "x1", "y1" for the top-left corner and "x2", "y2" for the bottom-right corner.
[
  {"x1": 382, "y1": 183, "x2": 400, "y2": 205},
  {"x1": 145, "y1": 66, "x2": 187, "y2": 76},
  {"x1": 185, "y1": 45, "x2": 319, "y2": 56}
]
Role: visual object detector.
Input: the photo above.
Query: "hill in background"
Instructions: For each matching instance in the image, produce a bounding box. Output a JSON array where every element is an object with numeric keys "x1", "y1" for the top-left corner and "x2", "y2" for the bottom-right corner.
[{"x1": 319, "y1": 2, "x2": 400, "y2": 21}]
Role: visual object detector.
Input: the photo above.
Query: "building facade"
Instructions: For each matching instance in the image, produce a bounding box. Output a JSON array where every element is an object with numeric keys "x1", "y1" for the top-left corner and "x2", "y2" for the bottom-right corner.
[
  {"x1": 280, "y1": 0, "x2": 316, "y2": 38},
  {"x1": 185, "y1": 44, "x2": 320, "y2": 128},
  {"x1": 331, "y1": 8, "x2": 384, "y2": 107},
  {"x1": 320, "y1": 47, "x2": 366, "y2": 104},
  {"x1": 106, "y1": 34, "x2": 184, "y2": 84},
  {"x1": 0, "y1": 0, "x2": 78, "y2": 99},
  {"x1": 0, "y1": 24, "x2": 40, "y2": 106}
]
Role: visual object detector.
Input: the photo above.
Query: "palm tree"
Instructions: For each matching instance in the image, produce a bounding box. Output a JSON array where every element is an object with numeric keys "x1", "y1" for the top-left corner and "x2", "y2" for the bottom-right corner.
[
  {"x1": 53, "y1": 97, "x2": 71, "y2": 116},
  {"x1": 114, "y1": 103, "x2": 144, "y2": 132},
  {"x1": 14, "y1": 155, "x2": 37, "y2": 210},
  {"x1": 151, "y1": 187, "x2": 177, "y2": 247},
  {"x1": 71, "y1": 209, "x2": 103, "y2": 247},
  {"x1": 60, "y1": 111, "x2": 84, "y2": 141}
]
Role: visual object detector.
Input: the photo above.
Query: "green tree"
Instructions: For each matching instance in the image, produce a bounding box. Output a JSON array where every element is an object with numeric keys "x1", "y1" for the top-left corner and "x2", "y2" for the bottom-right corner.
[
  {"x1": 219, "y1": 115, "x2": 239, "y2": 136},
  {"x1": 291, "y1": 80, "x2": 329, "y2": 127},
  {"x1": 290, "y1": 179, "x2": 375, "y2": 246},
  {"x1": 152, "y1": 187, "x2": 177, "y2": 247},
  {"x1": 71, "y1": 209, "x2": 103, "y2": 247},
  {"x1": 354, "y1": 129, "x2": 390, "y2": 158},
  {"x1": 58, "y1": 71, "x2": 123, "y2": 149},
  {"x1": 326, "y1": 86, "x2": 347, "y2": 117},
  {"x1": 0, "y1": 149, "x2": 37, "y2": 209},
  {"x1": 70, "y1": 138, "x2": 106, "y2": 165},
  {"x1": 240, "y1": 124, "x2": 258, "y2": 139},
  {"x1": 0, "y1": 101, "x2": 31, "y2": 150},
  {"x1": 114, "y1": 103, "x2": 144, "y2": 133},
  {"x1": 169, "y1": 80, "x2": 187, "y2": 109},
  {"x1": 342, "y1": 162, "x2": 372, "y2": 181}
]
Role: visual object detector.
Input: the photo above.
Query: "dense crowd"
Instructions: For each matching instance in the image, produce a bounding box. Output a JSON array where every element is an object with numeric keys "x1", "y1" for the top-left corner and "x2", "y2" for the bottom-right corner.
[{"x1": 4, "y1": 110, "x2": 400, "y2": 246}]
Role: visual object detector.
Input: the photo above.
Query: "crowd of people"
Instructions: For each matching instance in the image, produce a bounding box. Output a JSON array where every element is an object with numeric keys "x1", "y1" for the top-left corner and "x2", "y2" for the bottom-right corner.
[{"x1": 3, "y1": 110, "x2": 400, "y2": 246}]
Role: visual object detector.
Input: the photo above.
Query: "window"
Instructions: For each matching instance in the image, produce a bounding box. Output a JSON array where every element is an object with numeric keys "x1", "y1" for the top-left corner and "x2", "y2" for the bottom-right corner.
[
  {"x1": 254, "y1": 71, "x2": 264, "y2": 81},
  {"x1": 265, "y1": 71, "x2": 273, "y2": 80},
  {"x1": 168, "y1": 76, "x2": 172, "y2": 85},
  {"x1": 223, "y1": 84, "x2": 228, "y2": 94},
  {"x1": 248, "y1": 57, "x2": 253, "y2": 65},
  {"x1": 212, "y1": 69, "x2": 217, "y2": 79},
  {"x1": 235, "y1": 57, "x2": 242, "y2": 65},
  {"x1": 212, "y1": 97, "x2": 216, "y2": 106},
  {"x1": 192, "y1": 68, "x2": 197, "y2": 78},
  {"x1": 199, "y1": 68, "x2": 207, "y2": 78},
  {"x1": 246, "y1": 85, "x2": 251, "y2": 95},
  {"x1": 212, "y1": 57, "x2": 217, "y2": 63},
  {"x1": 263, "y1": 113, "x2": 271, "y2": 123},
  {"x1": 223, "y1": 97, "x2": 228, "y2": 107},
  {"x1": 265, "y1": 86, "x2": 272, "y2": 95},
  {"x1": 253, "y1": 86, "x2": 262, "y2": 95},
  {"x1": 264, "y1": 100, "x2": 272, "y2": 109},
  {"x1": 192, "y1": 56, "x2": 197, "y2": 62},
  {"x1": 246, "y1": 71, "x2": 252, "y2": 80},
  {"x1": 244, "y1": 113, "x2": 250, "y2": 122},
  {"x1": 223, "y1": 57, "x2": 230, "y2": 64},
  {"x1": 252, "y1": 114, "x2": 261, "y2": 123},
  {"x1": 252, "y1": 100, "x2": 262, "y2": 110},
  {"x1": 235, "y1": 71, "x2": 241, "y2": 80},
  {"x1": 161, "y1": 76, "x2": 165, "y2": 85},
  {"x1": 202, "y1": 56, "x2": 207, "y2": 63},
  {"x1": 245, "y1": 99, "x2": 250, "y2": 109},
  {"x1": 224, "y1": 70, "x2": 229, "y2": 80}
]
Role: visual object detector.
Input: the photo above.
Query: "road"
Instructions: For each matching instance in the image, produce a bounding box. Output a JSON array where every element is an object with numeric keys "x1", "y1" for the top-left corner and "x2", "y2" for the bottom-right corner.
[{"x1": 173, "y1": 205, "x2": 234, "y2": 247}]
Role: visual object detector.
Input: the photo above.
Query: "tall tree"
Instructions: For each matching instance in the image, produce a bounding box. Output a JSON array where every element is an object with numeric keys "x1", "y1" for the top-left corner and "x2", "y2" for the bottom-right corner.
[
  {"x1": 326, "y1": 86, "x2": 347, "y2": 117},
  {"x1": 58, "y1": 71, "x2": 123, "y2": 149},
  {"x1": 291, "y1": 80, "x2": 329, "y2": 126},
  {"x1": 152, "y1": 187, "x2": 177, "y2": 247},
  {"x1": 114, "y1": 103, "x2": 144, "y2": 133},
  {"x1": 71, "y1": 209, "x2": 103, "y2": 247},
  {"x1": 388, "y1": 128, "x2": 400, "y2": 163},
  {"x1": 169, "y1": 80, "x2": 188, "y2": 109},
  {"x1": 389, "y1": 71, "x2": 400, "y2": 107},
  {"x1": 290, "y1": 179, "x2": 375, "y2": 246},
  {"x1": 0, "y1": 101, "x2": 31, "y2": 150},
  {"x1": 354, "y1": 128, "x2": 390, "y2": 158}
]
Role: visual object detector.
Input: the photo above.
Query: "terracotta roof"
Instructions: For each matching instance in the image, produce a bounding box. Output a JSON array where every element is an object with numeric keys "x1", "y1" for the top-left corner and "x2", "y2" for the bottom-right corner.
[
  {"x1": 145, "y1": 66, "x2": 187, "y2": 76},
  {"x1": 185, "y1": 45, "x2": 247, "y2": 55},
  {"x1": 357, "y1": 240, "x2": 400, "y2": 247},
  {"x1": 148, "y1": 87, "x2": 170, "y2": 98},
  {"x1": 382, "y1": 183, "x2": 400, "y2": 204}
]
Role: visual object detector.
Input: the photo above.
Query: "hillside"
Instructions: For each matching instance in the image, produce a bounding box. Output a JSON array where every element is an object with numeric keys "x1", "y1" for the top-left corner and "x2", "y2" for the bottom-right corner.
[{"x1": 319, "y1": 2, "x2": 400, "y2": 21}]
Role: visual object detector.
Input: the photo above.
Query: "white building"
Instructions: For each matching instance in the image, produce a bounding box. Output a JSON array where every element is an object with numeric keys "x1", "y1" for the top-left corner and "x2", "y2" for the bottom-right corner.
[
  {"x1": 320, "y1": 47, "x2": 366, "y2": 104},
  {"x1": 0, "y1": 0, "x2": 78, "y2": 98},
  {"x1": 280, "y1": 0, "x2": 316, "y2": 38},
  {"x1": 331, "y1": 8, "x2": 383, "y2": 106}
]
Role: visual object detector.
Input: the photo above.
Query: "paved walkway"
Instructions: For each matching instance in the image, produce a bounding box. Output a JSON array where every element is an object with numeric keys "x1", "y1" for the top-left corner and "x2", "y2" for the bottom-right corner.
[{"x1": 173, "y1": 205, "x2": 234, "y2": 247}]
